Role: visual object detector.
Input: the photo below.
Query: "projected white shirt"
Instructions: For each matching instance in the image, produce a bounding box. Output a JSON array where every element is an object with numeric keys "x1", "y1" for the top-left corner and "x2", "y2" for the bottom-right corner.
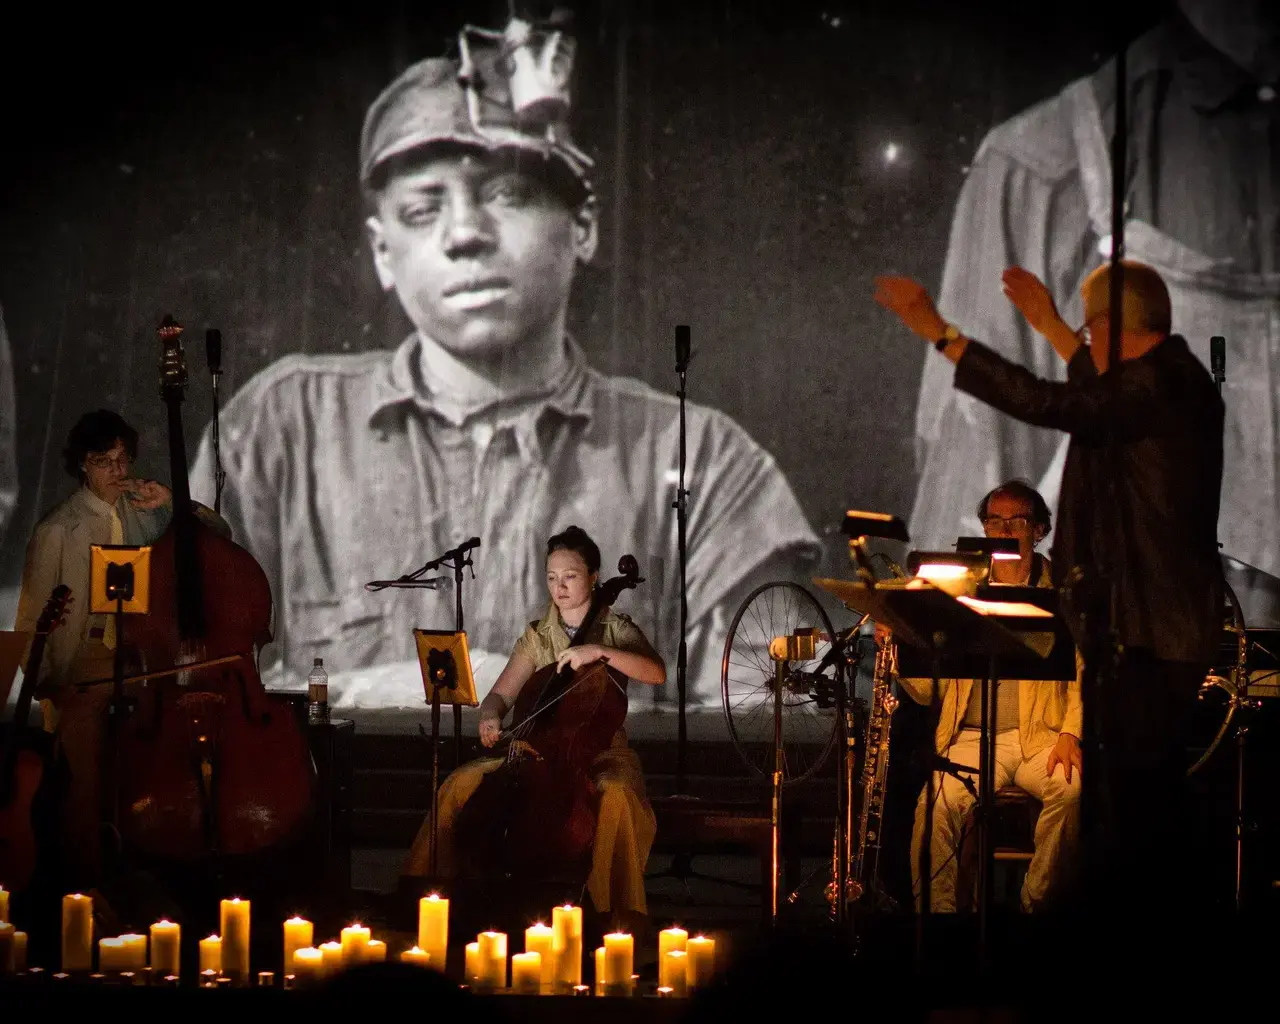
[{"x1": 190, "y1": 333, "x2": 821, "y2": 710}]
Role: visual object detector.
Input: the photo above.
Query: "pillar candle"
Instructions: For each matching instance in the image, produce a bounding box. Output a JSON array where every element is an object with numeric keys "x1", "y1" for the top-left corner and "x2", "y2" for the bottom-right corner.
[
  {"x1": 99, "y1": 937, "x2": 128, "y2": 972},
  {"x1": 283, "y1": 917, "x2": 312, "y2": 972},
  {"x1": 318, "y1": 940, "x2": 343, "y2": 975},
  {"x1": 340, "y1": 923, "x2": 370, "y2": 965},
  {"x1": 199, "y1": 935, "x2": 222, "y2": 975},
  {"x1": 120, "y1": 933, "x2": 148, "y2": 970},
  {"x1": 292, "y1": 947, "x2": 323, "y2": 983},
  {"x1": 417, "y1": 893, "x2": 448, "y2": 970},
  {"x1": 464, "y1": 941, "x2": 480, "y2": 985},
  {"x1": 661, "y1": 949, "x2": 689, "y2": 996},
  {"x1": 13, "y1": 932, "x2": 26, "y2": 973},
  {"x1": 0, "y1": 885, "x2": 8, "y2": 923},
  {"x1": 511, "y1": 951, "x2": 541, "y2": 994},
  {"x1": 61, "y1": 893, "x2": 93, "y2": 972},
  {"x1": 219, "y1": 899, "x2": 251, "y2": 981},
  {"x1": 658, "y1": 926, "x2": 688, "y2": 962},
  {"x1": 477, "y1": 930, "x2": 507, "y2": 989},
  {"x1": 524, "y1": 922, "x2": 555, "y2": 993},
  {"x1": 150, "y1": 920, "x2": 181, "y2": 977},
  {"x1": 686, "y1": 935, "x2": 716, "y2": 988},
  {"x1": 365, "y1": 940, "x2": 386, "y2": 962},
  {"x1": 0, "y1": 922, "x2": 14, "y2": 973},
  {"x1": 603, "y1": 932, "x2": 633, "y2": 992},
  {"x1": 551, "y1": 904, "x2": 583, "y2": 990},
  {"x1": 593, "y1": 946, "x2": 605, "y2": 995},
  {"x1": 400, "y1": 946, "x2": 431, "y2": 968}
]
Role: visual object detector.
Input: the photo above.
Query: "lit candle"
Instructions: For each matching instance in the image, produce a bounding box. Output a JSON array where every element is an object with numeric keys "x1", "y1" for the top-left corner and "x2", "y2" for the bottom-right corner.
[
  {"x1": 524, "y1": 922, "x2": 555, "y2": 993},
  {"x1": 219, "y1": 899, "x2": 251, "y2": 982},
  {"x1": 511, "y1": 951, "x2": 541, "y2": 994},
  {"x1": 0, "y1": 885, "x2": 8, "y2": 923},
  {"x1": 593, "y1": 946, "x2": 605, "y2": 995},
  {"x1": 318, "y1": 940, "x2": 343, "y2": 975},
  {"x1": 0, "y1": 922, "x2": 14, "y2": 973},
  {"x1": 365, "y1": 940, "x2": 386, "y2": 962},
  {"x1": 61, "y1": 893, "x2": 93, "y2": 972},
  {"x1": 99, "y1": 937, "x2": 128, "y2": 972},
  {"x1": 551, "y1": 904, "x2": 583, "y2": 990},
  {"x1": 151, "y1": 920, "x2": 181, "y2": 977},
  {"x1": 400, "y1": 946, "x2": 431, "y2": 968},
  {"x1": 291, "y1": 947, "x2": 323, "y2": 984},
  {"x1": 464, "y1": 941, "x2": 480, "y2": 985},
  {"x1": 13, "y1": 932, "x2": 26, "y2": 972},
  {"x1": 686, "y1": 935, "x2": 716, "y2": 988},
  {"x1": 417, "y1": 893, "x2": 449, "y2": 971},
  {"x1": 340, "y1": 923, "x2": 371, "y2": 965},
  {"x1": 658, "y1": 926, "x2": 688, "y2": 962},
  {"x1": 603, "y1": 932, "x2": 633, "y2": 993},
  {"x1": 661, "y1": 949, "x2": 689, "y2": 996},
  {"x1": 283, "y1": 917, "x2": 313, "y2": 972},
  {"x1": 199, "y1": 935, "x2": 222, "y2": 976},
  {"x1": 120, "y1": 933, "x2": 148, "y2": 970},
  {"x1": 477, "y1": 930, "x2": 507, "y2": 989}
]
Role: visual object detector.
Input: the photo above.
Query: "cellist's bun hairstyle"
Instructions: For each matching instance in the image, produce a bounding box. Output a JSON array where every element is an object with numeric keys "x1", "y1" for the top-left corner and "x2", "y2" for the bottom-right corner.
[{"x1": 547, "y1": 525, "x2": 602, "y2": 575}]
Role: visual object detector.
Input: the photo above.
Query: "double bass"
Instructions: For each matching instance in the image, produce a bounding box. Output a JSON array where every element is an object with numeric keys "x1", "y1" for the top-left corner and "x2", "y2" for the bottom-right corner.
[
  {"x1": 454, "y1": 556, "x2": 644, "y2": 881},
  {"x1": 111, "y1": 316, "x2": 314, "y2": 863}
]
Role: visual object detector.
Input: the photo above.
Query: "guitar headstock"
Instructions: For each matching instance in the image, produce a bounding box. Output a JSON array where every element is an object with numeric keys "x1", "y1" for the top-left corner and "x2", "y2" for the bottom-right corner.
[
  {"x1": 36, "y1": 584, "x2": 72, "y2": 635},
  {"x1": 157, "y1": 314, "x2": 188, "y2": 403}
]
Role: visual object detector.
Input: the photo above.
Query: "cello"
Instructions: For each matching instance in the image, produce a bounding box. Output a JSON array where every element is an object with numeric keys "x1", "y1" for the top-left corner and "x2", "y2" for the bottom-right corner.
[
  {"x1": 0, "y1": 585, "x2": 72, "y2": 893},
  {"x1": 111, "y1": 316, "x2": 314, "y2": 863},
  {"x1": 454, "y1": 555, "x2": 643, "y2": 882}
]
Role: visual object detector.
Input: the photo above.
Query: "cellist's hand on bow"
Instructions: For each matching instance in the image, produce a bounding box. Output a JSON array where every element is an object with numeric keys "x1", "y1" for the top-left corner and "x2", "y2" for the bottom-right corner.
[
  {"x1": 479, "y1": 714, "x2": 503, "y2": 748},
  {"x1": 555, "y1": 645, "x2": 609, "y2": 674}
]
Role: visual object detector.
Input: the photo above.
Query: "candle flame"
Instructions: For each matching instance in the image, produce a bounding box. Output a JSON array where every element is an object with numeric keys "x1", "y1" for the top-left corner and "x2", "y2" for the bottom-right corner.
[{"x1": 427, "y1": 893, "x2": 441, "y2": 901}]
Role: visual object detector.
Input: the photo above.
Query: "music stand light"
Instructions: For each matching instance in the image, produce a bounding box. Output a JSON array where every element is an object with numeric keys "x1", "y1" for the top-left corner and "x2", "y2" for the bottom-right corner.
[{"x1": 413, "y1": 629, "x2": 479, "y2": 882}]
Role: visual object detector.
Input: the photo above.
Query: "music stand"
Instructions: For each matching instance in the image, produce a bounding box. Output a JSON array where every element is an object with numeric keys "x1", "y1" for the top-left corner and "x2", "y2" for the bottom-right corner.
[
  {"x1": 413, "y1": 629, "x2": 479, "y2": 881},
  {"x1": 813, "y1": 576, "x2": 1048, "y2": 971}
]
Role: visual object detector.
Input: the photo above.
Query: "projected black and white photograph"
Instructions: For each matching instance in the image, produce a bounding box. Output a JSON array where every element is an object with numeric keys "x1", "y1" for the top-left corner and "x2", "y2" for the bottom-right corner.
[{"x1": 0, "y1": 0, "x2": 1278, "y2": 1004}]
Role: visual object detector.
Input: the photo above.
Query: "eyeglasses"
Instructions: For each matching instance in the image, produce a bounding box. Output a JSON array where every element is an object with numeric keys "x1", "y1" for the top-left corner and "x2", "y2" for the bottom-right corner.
[
  {"x1": 85, "y1": 451, "x2": 130, "y2": 471},
  {"x1": 982, "y1": 514, "x2": 1031, "y2": 534}
]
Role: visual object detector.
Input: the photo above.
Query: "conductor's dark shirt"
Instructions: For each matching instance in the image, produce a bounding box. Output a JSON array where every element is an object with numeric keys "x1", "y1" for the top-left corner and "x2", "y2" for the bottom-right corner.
[{"x1": 954, "y1": 335, "x2": 1225, "y2": 665}]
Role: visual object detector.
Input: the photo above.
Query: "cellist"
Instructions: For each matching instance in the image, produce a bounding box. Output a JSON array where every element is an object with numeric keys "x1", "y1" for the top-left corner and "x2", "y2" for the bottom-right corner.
[{"x1": 402, "y1": 525, "x2": 666, "y2": 928}]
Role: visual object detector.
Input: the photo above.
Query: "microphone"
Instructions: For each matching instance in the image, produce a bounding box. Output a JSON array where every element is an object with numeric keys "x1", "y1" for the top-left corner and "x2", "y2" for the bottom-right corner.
[
  {"x1": 453, "y1": 537, "x2": 481, "y2": 556},
  {"x1": 675, "y1": 324, "x2": 691, "y2": 373},
  {"x1": 206, "y1": 328, "x2": 223, "y2": 375},
  {"x1": 1210, "y1": 335, "x2": 1225, "y2": 385}
]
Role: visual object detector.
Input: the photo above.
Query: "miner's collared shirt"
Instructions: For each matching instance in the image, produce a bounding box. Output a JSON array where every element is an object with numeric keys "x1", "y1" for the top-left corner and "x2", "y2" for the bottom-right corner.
[{"x1": 191, "y1": 334, "x2": 822, "y2": 706}]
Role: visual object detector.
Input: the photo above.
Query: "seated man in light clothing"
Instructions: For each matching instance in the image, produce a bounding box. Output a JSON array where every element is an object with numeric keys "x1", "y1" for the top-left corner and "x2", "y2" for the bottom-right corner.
[{"x1": 896, "y1": 480, "x2": 1082, "y2": 913}]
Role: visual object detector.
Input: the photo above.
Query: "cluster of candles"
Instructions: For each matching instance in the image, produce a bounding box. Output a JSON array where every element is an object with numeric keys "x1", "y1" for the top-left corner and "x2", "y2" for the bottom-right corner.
[
  {"x1": 459, "y1": 914, "x2": 716, "y2": 997},
  {"x1": 0, "y1": 886, "x2": 717, "y2": 995}
]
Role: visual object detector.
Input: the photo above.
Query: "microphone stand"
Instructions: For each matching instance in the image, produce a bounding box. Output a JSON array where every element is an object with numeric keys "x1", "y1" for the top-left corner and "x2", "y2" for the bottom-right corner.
[
  {"x1": 1078, "y1": 33, "x2": 1129, "y2": 913},
  {"x1": 367, "y1": 539, "x2": 477, "y2": 881},
  {"x1": 674, "y1": 324, "x2": 691, "y2": 794},
  {"x1": 205, "y1": 329, "x2": 227, "y2": 516}
]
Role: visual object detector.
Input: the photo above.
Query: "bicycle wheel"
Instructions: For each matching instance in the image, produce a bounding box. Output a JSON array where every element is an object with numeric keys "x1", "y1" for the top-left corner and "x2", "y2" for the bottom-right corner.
[{"x1": 721, "y1": 581, "x2": 839, "y2": 785}]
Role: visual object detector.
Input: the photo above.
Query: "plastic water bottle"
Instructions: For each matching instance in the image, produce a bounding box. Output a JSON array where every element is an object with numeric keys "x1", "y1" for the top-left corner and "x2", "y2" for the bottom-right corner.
[{"x1": 307, "y1": 657, "x2": 330, "y2": 725}]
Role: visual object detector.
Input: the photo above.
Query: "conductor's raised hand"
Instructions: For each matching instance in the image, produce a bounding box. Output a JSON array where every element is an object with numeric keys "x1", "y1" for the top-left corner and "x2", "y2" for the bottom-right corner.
[
  {"x1": 873, "y1": 276, "x2": 948, "y2": 343},
  {"x1": 1001, "y1": 267, "x2": 1064, "y2": 336}
]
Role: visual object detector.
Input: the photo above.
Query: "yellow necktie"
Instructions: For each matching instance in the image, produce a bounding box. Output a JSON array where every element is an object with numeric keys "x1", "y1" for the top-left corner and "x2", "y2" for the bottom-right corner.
[{"x1": 102, "y1": 506, "x2": 124, "y2": 650}]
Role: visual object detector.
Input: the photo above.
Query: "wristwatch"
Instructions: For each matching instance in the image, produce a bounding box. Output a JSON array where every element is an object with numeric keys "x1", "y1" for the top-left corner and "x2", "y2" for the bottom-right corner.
[{"x1": 935, "y1": 324, "x2": 961, "y2": 351}]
